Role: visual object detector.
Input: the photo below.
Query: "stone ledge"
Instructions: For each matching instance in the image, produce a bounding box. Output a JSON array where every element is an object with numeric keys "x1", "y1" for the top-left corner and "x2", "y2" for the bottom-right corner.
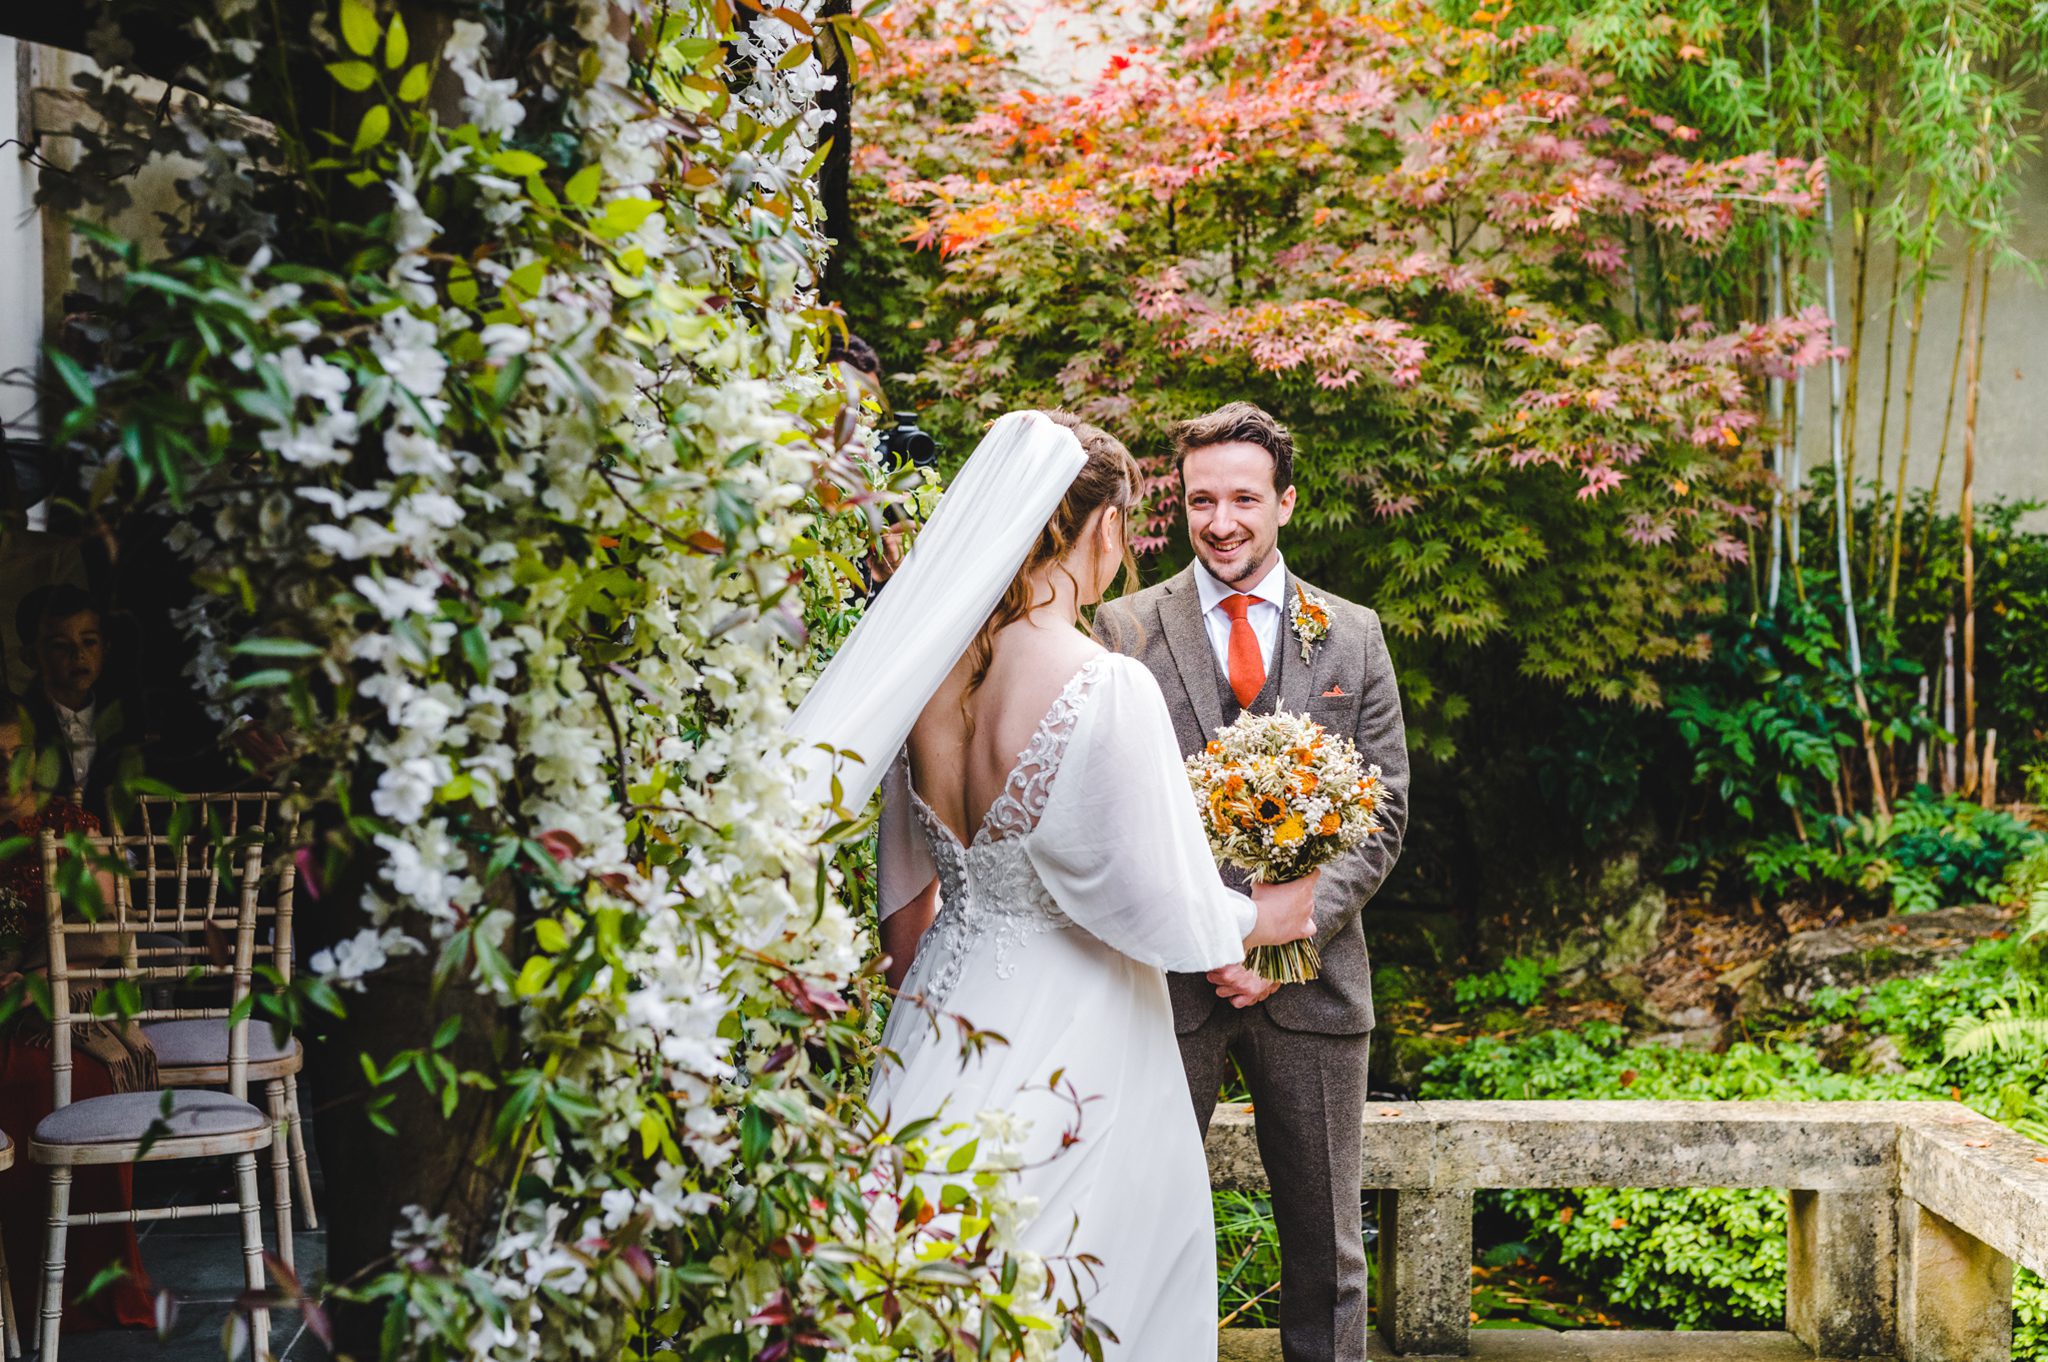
[
  {"x1": 1218, "y1": 1329, "x2": 1883, "y2": 1361},
  {"x1": 1897, "y1": 1103, "x2": 2048, "y2": 1272},
  {"x1": 1208, "y1": 1100, "x2": 1914, "y2": 1194}
]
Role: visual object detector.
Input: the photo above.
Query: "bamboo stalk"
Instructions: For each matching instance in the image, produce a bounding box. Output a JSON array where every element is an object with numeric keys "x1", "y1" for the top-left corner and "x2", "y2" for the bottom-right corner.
[
  {"x1": 1883, "y1": 197, "x2": 1939, "y2": 622},
  {"x1": 1913, "y1": 674, "x2": 1929, "y2": 789},
  {"x1": 1981, "y1": 728, "x2": 1999, "y2": 809},
  {"x1": 1940, "y1": 614, "x2": 1957, "y2": 795},
  {"x1": 1916, "y1": 234, "x2": 1978, "y2": 566},
  {"x1": 1841, "y1": 181, "x2": 1874, "y2": 540},
  {"x1": 1763, "y1": 0, "x2": 1788, "y2": 612},
  {"x1": 1866, "y1": 237, "x2": 1902, "y2": 589},
  {"x1": 1958, "y1": 244, "x2": 1988, "y2": 797},
  {"x1": 1811, "y1": 0, "x2": 1886, "y2": 819}
]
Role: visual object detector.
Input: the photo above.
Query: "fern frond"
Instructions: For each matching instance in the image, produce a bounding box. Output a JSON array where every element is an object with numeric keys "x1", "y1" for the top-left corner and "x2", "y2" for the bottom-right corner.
[{"x1": 1945, "y1": 1014, "x2": 2048, "y2": 1060}]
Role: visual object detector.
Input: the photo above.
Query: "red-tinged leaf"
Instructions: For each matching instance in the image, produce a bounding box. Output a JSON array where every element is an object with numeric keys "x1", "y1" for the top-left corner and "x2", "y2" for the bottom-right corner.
[
  {"x1": 774, "y1": 973, "x2": 848, "y2": 1018},
  {"x1": 537, "y1": 829, "x2": 583, "y2": 863},
  {"x1": 263, "y1": 1249, "x2": 301, "y2": 1297},
  {"x1": 619, "y1": 1244, "x2": 655, "y2": 1283},
  {"x1": 687, "y1": 530, "x2": 725, "y2": 554},
  {"x1": 294, "y1": 845, "x2": 322, "y2": 901},
  {"x1": 301, "y1": 1298, "x2": 335, "y2": 1348},
  {"x1": 748, "y1": 1293, "x2": 795, "y2": 1327}
]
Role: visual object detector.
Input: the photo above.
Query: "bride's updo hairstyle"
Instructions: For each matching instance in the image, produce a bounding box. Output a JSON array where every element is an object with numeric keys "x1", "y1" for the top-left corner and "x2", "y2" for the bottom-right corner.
[{"x1": 962, "y1": 411, "x2": 1142, "y2": 719}]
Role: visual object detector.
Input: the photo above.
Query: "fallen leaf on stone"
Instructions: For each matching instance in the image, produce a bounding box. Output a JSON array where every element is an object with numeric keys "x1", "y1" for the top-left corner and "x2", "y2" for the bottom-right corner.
[
  {"x1": 1379, "y1": 1108, "x2": 1405, "y2": 1118},
  {"x1": 1963, "y1": 1139, "x2": 1991, "y2": 1148}
]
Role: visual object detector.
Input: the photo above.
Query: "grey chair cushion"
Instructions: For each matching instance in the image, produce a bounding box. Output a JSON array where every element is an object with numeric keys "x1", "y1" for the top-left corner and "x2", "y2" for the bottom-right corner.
[
  {"x1": 143, "y1": 1019, "x2": 295, "y2": 1067},
  {"x1": 36, "y1": 1089, "x2": 268, "y2": 1146}
]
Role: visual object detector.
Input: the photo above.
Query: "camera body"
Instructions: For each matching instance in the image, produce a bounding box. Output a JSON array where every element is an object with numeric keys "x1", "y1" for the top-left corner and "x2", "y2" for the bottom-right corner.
[{"x1": 879, "y1": 414, "x2": 938, "y2": 472}]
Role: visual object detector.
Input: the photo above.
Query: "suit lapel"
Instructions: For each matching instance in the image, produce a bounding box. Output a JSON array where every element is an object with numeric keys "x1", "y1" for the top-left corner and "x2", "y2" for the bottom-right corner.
[
  {"x1": 1160, "y1": 568, "x2": 1226, "y2": 737},
  {"x1": 1274, "y1": 571, "x2": 1318, "y2": 713}
]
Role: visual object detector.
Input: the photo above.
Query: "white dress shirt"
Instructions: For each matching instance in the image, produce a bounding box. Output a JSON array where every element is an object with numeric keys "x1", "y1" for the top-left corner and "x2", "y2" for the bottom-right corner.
[
  {"x1": 52, "y1": 699, "x2": 97, "y2": 789},
  {"x1": 1192, "y1": 552, "x2": 1288, "y2": 676}
]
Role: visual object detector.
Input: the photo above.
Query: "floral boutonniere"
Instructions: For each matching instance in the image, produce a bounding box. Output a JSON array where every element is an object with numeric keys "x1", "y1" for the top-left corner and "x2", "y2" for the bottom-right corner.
[{"x1": 1289, "y1": 582, "x2": 1331, "y2": 663}]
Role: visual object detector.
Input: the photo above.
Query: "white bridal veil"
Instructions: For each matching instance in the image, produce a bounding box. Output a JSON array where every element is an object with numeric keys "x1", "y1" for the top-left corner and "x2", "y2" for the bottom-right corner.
[{"x1": 787, "y1": 410, "x2": 1088, "y2": 815}]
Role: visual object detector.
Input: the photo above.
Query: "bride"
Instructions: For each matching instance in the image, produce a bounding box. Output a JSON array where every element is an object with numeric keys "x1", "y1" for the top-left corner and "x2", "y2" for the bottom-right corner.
[{"x1": 790, "y1": 410, "x2": 1317, "y2": 1359}]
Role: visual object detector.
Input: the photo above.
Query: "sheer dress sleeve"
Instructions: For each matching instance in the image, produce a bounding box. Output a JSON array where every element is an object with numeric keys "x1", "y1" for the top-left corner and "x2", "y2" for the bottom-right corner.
[
  {"x1": 877, "y1": 749, "x2": 937, "y2": 922},
  {"x1": 1025, "y1": 655, "x2": 1254, "y2": 970}
]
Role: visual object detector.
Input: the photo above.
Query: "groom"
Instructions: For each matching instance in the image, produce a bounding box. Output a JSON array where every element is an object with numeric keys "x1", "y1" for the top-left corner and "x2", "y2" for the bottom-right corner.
[{"x1": 1097, "y1": 402, "x2": 1409, "y2": 1362}]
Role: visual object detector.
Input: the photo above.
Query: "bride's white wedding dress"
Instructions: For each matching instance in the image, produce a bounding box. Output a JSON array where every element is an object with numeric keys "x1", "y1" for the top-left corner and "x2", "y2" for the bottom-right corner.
[{"x1": 874, "y1": 652, "x2": 1255, "y2": 1360}]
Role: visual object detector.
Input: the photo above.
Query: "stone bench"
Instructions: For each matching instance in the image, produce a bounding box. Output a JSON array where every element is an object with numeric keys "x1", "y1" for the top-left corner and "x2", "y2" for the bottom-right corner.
[{"x1": 1205, "y1": 1099, "x2": 2048, "y2": 1360}]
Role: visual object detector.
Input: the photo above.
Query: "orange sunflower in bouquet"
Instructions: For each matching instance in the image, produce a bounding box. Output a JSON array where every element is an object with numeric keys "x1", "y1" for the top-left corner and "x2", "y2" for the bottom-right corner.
[{"x1": 1185, "y1": 709, "x2": 1385, "y2": 984}]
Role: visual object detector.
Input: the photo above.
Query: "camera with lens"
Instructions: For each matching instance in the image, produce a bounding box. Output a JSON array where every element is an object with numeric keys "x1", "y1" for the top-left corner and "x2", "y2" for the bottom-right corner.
[{"x1": 880, "y1": 413, "x2": 938, "y2": 473}]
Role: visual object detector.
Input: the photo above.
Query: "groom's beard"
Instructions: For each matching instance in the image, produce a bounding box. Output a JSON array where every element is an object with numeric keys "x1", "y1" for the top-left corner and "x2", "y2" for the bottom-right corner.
[{"x1": 1196, "y1": 540, "x2": 1279, "y2": 589}]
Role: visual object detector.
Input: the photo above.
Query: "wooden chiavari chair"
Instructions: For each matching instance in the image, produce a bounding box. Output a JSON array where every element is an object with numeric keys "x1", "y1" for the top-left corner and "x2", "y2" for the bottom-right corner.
[
  {"x1": 30, "y1": 831, "x2": 271, "y2": 1360},
  {"x1": 120, "y1": 792, "x2": 313, "y2": 1266}
]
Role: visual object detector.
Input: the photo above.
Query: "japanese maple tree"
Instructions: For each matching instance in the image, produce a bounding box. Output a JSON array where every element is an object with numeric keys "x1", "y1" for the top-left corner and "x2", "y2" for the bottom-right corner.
[{"x1": 845, "y1": 0, "x2": 1834, "y2": 750}]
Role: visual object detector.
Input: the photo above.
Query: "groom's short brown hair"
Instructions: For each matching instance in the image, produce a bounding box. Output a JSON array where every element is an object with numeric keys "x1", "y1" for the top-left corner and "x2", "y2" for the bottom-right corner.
[{"x1": 1170, "y1": 402, "x2": 1295, "y2": 493}]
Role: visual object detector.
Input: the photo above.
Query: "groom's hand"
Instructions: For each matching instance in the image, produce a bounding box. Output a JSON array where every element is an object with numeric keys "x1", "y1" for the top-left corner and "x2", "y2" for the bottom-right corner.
[
  {"x1": 1208, "y1": 962, "x2": 1280, "y2": 1009},
  {"x1": 1244, "y1": 867, "x2": 1320, "y2": 947}
]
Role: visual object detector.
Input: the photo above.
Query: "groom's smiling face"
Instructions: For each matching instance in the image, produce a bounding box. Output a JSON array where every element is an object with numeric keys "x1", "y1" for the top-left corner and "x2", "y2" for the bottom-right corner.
[{"x1": 1182, "y1": 440, "x2": 1297, "y2": 590}]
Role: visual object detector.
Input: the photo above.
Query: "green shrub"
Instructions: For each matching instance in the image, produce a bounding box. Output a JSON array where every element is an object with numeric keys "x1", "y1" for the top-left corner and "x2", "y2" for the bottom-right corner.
[
  {"x1": 1736, "y1": 793, "x2": 2044, "y2": 914},
  {"x1": 1453, "y1": 955, "x2": 1562, "y2": 1009}
]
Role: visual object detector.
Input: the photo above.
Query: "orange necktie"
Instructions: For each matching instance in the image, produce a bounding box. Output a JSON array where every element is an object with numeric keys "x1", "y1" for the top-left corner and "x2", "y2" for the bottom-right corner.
[{"x1": 1220, "y1": 594, "x2": 1265, "y2": 708}]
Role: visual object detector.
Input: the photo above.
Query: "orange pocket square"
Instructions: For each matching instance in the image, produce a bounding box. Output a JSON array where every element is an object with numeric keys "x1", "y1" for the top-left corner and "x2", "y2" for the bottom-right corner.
[{"x1": 1321, "y1": 685, "x2": 1347, "y2": 697}]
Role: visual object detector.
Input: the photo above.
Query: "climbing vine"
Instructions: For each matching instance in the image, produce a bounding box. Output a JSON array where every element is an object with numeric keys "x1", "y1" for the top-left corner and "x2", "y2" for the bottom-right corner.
[{"x1": 41, "y1": 1, "x2": 1069, "y2": 1356}]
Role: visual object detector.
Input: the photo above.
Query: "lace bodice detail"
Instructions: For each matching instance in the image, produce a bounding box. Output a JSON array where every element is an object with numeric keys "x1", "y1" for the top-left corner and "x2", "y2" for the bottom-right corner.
[{"x1": 899, "y1": 657, "x2": 1109, "y2": 1012}]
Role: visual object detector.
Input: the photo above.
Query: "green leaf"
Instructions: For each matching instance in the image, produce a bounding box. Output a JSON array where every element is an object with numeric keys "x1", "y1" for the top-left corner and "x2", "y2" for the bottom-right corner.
[
  {"x1": 533, "y1": 919, "x2": 568, "y2": 953},
  {"x1": 230, "y1": 637, "x2": 323, "y2": 658},
  {"x1": 565, "y1": 164, "x2": 602, "y2": 208},
  {"x1": 230, "y1": 669, "x2": 296, "y2": 692},
  {"x1": 352, "y1": 104, "x2": 391, "y2": 154},
  {"x1": 339, "y1": 0, "x2": 380, "y2": 57},
  {"x1": 505, "y1": 260, "x2": 547, "y2": 300},
  {"x1": 514, "y1": 955, "x2": 554, "y2": 997},
  {"x1": 47, "y1": 351, "x2": 95, "y2": 408},
  {"x1": 325, "y1": 60, "x2": 378, "y2": 92},
  {"x1": 385, "y1": 11, "x2": 409, "y2": 67},
  {"x1": 599, "y1": 198, "x2": 662, "y2": 234},
  {"x1": 448, "y1": 261, "x2": 478, "y2": 308},
  {"x1": 490, "y1": 149, "x2": 548, "y2": 177},
  {"x1": 397, "y1": 63, "x2": 431, "y2": 102}
]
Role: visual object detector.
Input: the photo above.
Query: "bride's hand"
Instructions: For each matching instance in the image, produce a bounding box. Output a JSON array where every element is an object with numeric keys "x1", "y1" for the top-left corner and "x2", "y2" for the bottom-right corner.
[
  {"x1": 1208, "y1": 962, "x2": 1280, "y2": 1009},
  {"x1": 1244, "y1": 867, "x2": 1320, "y2": 948}
]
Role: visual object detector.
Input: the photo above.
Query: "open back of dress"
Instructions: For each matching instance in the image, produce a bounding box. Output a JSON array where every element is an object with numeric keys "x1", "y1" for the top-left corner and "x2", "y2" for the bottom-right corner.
[{"x1": 874, "y1": 653, "x2": 1256, "y2": 1361}]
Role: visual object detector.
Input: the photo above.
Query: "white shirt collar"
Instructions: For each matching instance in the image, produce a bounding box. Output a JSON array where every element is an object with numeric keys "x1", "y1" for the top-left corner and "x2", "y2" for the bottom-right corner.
[{"x1": 1193, "y1": 550, "x2": 1288, "y2": 614}]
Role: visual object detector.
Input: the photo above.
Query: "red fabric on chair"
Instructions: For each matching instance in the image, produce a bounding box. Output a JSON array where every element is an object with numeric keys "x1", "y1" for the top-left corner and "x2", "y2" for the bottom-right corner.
[{"x1": 0, "y1": 1042, "x2": 154, "y2": 1331}]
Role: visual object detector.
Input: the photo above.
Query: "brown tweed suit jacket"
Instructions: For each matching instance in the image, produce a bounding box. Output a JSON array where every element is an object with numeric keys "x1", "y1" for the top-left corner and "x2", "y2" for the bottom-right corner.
[{"x1": 1096, "y1": 564, "x2": 1410, "y2": 1035}]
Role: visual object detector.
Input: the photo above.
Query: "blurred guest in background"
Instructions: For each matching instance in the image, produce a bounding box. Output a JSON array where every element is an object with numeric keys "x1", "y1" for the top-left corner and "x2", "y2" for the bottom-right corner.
[
  {"x1": 0, "y1": 695, "x2": 154, "y2": 1331},
  {"x1": 15, "y1": 586, "x2": 141, "y2": 827}
]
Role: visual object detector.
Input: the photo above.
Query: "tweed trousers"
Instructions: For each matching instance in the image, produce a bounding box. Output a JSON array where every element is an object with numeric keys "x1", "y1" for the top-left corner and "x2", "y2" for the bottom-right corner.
[{"x1": 1181, "y1": 1003, "x2": 1371, "y2": 1362}]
